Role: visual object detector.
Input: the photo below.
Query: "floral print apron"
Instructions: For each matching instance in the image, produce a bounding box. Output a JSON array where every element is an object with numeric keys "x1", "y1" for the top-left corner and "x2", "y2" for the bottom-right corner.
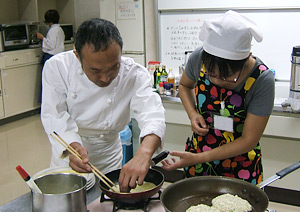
[{"x1": 184, "y1": 63, "x2": 268, "y2": 185}]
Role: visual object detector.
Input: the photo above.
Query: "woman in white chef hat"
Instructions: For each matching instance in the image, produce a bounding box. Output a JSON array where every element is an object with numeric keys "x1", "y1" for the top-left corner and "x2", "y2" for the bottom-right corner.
[{"x1": 161, "y1": 10, "x2": 275, "y2": 185}]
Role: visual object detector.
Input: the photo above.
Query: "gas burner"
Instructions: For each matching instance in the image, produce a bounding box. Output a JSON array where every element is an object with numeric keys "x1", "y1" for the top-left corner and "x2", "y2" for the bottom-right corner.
[{"x1": 100, "y1": 191, "x2": 161, "y2": 212}]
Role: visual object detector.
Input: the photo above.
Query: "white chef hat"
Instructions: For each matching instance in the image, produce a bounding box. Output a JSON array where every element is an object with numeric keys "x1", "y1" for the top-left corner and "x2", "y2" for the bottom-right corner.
[{"x1": 199, "y1": 10, "x2": 263, "y2": 60}]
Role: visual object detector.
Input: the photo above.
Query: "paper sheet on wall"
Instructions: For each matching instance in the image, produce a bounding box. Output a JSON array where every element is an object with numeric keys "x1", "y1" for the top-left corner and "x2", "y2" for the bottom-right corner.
[
  {"x1": 117, "y1": 2, "x2": 138, "y2": 20},
  {"x1": 160, "y1": 14, "x2": 204, "y2": 75}
]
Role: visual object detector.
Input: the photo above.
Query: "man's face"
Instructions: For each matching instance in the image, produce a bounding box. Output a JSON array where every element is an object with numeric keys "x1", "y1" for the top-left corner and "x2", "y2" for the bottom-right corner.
[{"x1": 74, "y1": 42, "x2": 121, "y2": 87}]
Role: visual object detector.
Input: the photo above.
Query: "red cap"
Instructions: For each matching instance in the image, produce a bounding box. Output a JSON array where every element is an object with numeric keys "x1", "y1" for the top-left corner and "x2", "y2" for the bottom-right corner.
[{"x1": 16, "y1": 165, "x2": 29, "y2": 180}]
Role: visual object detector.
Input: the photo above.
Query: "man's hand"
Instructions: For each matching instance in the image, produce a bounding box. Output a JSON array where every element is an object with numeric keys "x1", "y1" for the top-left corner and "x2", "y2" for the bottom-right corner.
[
  {"x1": 118, "y1": 152, "x2": 150, "y2": 193},
  {"x1": 69, "y1": 142, "x2": 91, "y2": 173},
  {"x1": 118, "y1": 134, "x2": 160, "y2": 192}
]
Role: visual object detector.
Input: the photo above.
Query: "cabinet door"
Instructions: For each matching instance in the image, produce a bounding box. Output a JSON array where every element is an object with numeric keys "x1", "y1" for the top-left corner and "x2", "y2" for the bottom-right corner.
[
  {"x1": 2, "y1": 64, "x2": 41, "y2": 117},
  {"x1": 115, "y1": 0, "x2": 144, "y2": 52},
  {"x1": 100, "y1": 0, "x2": 145, "y2": 53},
  {"x1": 0, "y1": 72, "x2": 4, "y2": 118},
  {"x1": 100, "y1": 0, "x2": 116, "y2": 23}
]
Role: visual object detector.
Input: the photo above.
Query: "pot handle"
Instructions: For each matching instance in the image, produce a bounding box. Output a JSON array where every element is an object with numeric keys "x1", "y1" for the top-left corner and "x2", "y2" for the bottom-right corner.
[
  {"x1": 151, "y1": 150, "x2": 169, "y2": 167},
  {"x1": 257, "y1": 161, "x2": 300, "y2": 189}
]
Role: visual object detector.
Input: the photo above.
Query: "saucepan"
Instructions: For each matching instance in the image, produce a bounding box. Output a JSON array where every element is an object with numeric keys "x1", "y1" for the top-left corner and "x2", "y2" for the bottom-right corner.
[
  {"x1": 161, "y1": 161, "x2": 300, "y2": 212},
  {"x1": 32, "y1": 173, "x2": 87, "y2": 212},
  {"x1": 99, "y1": 150, "x2": 169, "y2": 203}
]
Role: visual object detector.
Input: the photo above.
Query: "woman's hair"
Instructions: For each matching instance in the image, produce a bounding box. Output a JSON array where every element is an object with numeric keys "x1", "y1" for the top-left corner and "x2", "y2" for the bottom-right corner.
[
  {"x1": 44, "y1": 9, "x2": 60, "y2": 24},
  {"x1": 202, "y1": 50, "x2": 248, "y2": 78},
  {"x1": 75, "y1": 18, "x2": 123, "y2": 59}
]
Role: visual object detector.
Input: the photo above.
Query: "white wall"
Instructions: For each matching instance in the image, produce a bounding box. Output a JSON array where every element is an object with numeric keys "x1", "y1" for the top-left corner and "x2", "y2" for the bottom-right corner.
[
  {"x1": 144, "y1": 0, "x2": 158, "y2": 63},
  {"x1": 74, "y1": 0, "x2": 100, "y2": 30}
]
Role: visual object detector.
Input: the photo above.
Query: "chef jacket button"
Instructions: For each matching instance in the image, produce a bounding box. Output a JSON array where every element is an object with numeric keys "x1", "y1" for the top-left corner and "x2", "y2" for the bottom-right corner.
[
  {"x1": 79, "y1": 70, "x2": 84, "y2": 75},
  {"x1": 100, "y1": 134, "x2": 104, "y2": 138},
  {"x1": 71, "y1": 92, "x2": 77, "y2": 98},
  {"x1": 107, "y1": 99, "x2": 112, "y2": 104},
  {"x1": 103, "y1": 121, "x2": 108, "y2": 126}
]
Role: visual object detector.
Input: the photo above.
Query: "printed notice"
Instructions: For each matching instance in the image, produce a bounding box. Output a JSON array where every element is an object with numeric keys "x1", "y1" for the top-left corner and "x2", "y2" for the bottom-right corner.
[
  {"x1": 117, "y1": 2, "x2": 138, "y2": 20},
  {"x1": 160, "y1": 14, "x2": 205, "y2": 73}
]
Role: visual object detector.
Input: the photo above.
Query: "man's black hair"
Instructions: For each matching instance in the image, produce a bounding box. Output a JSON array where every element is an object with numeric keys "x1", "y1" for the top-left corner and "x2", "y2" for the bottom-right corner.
[
  {"x1": 44, "y1": 9, "x2": 60, "y2": 24},
  {"x1": 75, "y1": 18, "x2": 123, "y2": 58}
]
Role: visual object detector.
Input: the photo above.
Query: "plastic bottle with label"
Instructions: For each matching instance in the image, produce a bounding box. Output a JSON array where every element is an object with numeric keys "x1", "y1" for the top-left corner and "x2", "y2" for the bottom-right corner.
[
  {"x1": 159, "y1": 82, "x2": 164, "y2": 95},
  {"x1": 120, "y1": 125, "x2": 133, "y2": 166},
  {"x1": 153, "y1": 65, "x2": 159, "y2": 88},
  {"x1": 168, "y1": 67, "x2": 175, "y2": 93},
  {"x1": 161, "y1": 65, "x2": 168, "y2": 83},
  {"x1": 156, "y1": 73, "x2": 161, "y2": 90},
  {"x1": 165, "y1": 83, "x2": 171, "y2": 96}
]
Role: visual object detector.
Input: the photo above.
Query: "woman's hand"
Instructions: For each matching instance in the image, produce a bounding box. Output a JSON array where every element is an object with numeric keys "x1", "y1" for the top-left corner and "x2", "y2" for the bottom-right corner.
[
  {"x1": 161, "y1": 151, "x2": 198, "y2": 171},
  {"x1": 178, "y1": 72, "x2": 209, "y2": 136},
  {"x1": 69, "y1": 142, "x2": 92, "y2": 173},
  {"x1": 190, "y1": 112, "x2": 209, "y2": 136}
]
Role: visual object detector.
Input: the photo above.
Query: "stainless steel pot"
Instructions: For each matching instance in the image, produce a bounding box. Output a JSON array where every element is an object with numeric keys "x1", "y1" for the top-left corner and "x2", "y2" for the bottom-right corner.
[
  {"x1": 32, "y1": 173, "x2": 87, "y2": 212},
  {"x1": 290, "y1": 46, "x2": 300, "y2": 95}
]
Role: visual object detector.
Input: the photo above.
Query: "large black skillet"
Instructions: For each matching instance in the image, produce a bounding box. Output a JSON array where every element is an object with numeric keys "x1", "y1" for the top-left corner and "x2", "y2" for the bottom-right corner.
[
  {"x1": 99, "y1": 150, "x2": 169, "y2": 203},
  {"x1": 161, "y1": 161, "x2": 300, "y2": 212}
]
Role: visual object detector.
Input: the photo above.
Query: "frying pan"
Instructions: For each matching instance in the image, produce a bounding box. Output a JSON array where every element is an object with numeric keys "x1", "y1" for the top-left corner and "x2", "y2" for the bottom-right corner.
[
  {"x1": 161, "y1": 161, "x2": 300, "y2": 212},
  {"x1": 99, "y1": 150, "x2": 169, "y2": 203}
]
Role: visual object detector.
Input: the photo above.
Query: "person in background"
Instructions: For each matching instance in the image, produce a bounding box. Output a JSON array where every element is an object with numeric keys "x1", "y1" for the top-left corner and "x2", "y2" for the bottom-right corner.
[
  {"x1": 37, "y1": 9, "x2": 65, "y2": 103},
  {"x1": 41, "y1": 18, "x2": 166, "y2": 192},
  {"x1": 161, "y1": 10, "x2": 275, "y2": 185},
  {"x1": 37, "y1": 9, "x2": 65, "y2": 64}
]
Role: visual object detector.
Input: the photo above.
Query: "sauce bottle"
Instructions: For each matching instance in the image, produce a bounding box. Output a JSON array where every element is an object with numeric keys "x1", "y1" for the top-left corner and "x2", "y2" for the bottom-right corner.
[
  {"x1": 161, "y1": 65, "x2": 168, "y2": 83},
  {"x1": 153, "y1": 65, "x2": 159, "y2": 88}
]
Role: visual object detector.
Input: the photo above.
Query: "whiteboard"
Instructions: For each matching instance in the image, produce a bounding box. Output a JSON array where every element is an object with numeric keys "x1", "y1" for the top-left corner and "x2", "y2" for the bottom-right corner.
[{"x1": 157, "y1": 1, "x2": 300, "y2": 80}]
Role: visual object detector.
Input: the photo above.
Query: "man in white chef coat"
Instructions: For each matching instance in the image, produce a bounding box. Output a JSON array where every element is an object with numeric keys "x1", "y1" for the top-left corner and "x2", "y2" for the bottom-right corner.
[{"x1": 41, "y1": 18, "x2": 166, "y2": 192}]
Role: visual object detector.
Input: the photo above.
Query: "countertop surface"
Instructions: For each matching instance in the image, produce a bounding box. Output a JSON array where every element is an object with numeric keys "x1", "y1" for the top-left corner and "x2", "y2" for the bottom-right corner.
[{"x1": 161, "y1": 95, "x2": 300, "y2": 117}]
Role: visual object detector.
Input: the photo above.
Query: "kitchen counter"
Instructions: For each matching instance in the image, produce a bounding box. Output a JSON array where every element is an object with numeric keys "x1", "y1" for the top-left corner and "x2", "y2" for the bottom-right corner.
[{"x1": 161, "y1": 95, "x2": 298, "y2": 117}]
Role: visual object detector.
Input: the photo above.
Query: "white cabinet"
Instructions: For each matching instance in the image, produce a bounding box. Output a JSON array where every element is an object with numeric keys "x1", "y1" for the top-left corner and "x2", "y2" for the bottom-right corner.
[
  {"x1": 100, "y1": 0, "x2": 145, "y2": 53},
  {"x1": 0, "y1": 48, "x2": 42, "y2": 119},
  {"x1": 1, "y1": 64, "x2": 41, "y2": 117},
  {"x1": 100, "y1": 0, "x2": 146, "y2": 66},
  {"x1": 0, "y1": 75, "x2": 4, "y2": 118}
]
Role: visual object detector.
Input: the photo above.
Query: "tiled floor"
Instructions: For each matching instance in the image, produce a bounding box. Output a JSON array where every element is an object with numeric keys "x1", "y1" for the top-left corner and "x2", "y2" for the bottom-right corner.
[
  {"x1": 0, "y1": 114, "x2": 299, "y2": 212},
  {"x1": 0, "y1": 114, "x2": 51, "y2": 206}
]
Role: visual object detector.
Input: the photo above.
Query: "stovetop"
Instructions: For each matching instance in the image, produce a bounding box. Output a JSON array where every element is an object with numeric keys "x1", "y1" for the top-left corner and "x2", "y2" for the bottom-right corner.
[{"x1": 87, "y1": 193, "x2": 165, "y2": 212}]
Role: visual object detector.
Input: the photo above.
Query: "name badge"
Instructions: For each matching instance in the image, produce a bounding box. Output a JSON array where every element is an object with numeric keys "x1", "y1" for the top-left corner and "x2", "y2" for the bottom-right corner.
[{"x1": 213, "y1": 114, "x2": 234, "y2": 132}]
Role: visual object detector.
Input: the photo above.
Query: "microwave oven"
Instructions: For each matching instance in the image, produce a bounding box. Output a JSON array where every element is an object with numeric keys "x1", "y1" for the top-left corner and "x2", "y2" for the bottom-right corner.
[
  {"x1": 0, "y1": 23, "x2": 30, "y2": 51},
  {"x1": 60, "y1": 24, "x2": 74, "y2": 44},
  {"x1": 39, "y1": 24, "x2": 74, "y2": 44}
]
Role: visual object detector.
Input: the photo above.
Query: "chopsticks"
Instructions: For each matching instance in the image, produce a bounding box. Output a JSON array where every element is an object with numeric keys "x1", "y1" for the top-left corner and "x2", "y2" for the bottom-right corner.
[{"x1": 50, "y1": 131, "x2": 117, "y2": 192}]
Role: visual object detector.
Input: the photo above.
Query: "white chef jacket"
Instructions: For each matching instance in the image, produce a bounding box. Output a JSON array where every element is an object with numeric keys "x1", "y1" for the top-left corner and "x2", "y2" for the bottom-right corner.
[
  {"x1": 42, "y1": 24, "x2": 65, "y2": 55},
  {"x1": 41, "y1": 50, "x2": 166, "y2": 174}
]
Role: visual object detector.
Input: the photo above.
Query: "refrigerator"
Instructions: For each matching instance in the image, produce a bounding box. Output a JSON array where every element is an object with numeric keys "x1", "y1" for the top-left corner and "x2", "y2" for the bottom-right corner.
[{"x1": 100, "y1": 0, "x2": 145, "y2": 66}]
